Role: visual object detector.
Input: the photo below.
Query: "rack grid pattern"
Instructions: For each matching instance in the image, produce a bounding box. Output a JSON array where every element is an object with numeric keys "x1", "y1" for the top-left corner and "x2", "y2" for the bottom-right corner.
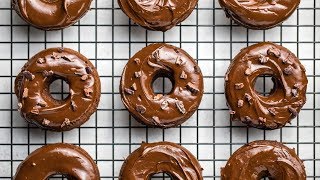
[{"x1": 0, "y1": 0, "x2": 319, "y2": 179}]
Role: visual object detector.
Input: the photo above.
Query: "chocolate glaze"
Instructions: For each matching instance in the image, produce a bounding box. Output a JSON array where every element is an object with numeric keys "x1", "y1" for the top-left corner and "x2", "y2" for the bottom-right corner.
[
  {"x1": 225, "y1": 42, "x2": 307, "y2": 129},
  {"x1": 118, "y1": 0, "x2": 198, "y2": 31},
  {"x1": 120, "y1": 43, "x2": 203, "y2": 128},
  {"x1": 119, "y1": 141, "x2": 203, "y2": 180},
  {"x1": 12, "y1": 0, "x2": 93, "y2": 30},
  {"x1": 15, "y1": 47, "x2": 101, "y2": 131},
  {"x1": 14, "y1": 143, "x2": 100, "y2": 180},
  {"x1": 218, "y1": 0, "x2": 300, "y2": 30},
  {"x1": 221, "y1": 140, "x2": 306, "y2": 180}
]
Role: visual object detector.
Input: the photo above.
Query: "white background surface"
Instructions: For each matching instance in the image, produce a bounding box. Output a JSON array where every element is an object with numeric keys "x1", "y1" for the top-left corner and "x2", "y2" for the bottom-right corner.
[{"x1": 0, "y1": 0, "x2": 319, "y2": 179}]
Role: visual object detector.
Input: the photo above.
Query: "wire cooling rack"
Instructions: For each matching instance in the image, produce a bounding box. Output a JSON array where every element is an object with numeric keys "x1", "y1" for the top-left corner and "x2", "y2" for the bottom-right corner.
[{"x1": 0, "y1": 0, "x2": 319, "y2": 179}]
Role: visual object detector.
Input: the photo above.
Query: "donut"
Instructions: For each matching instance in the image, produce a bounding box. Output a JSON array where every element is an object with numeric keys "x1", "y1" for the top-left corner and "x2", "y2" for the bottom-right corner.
[
  {"x1": 120, "y1": 43, "x2": 203, "y2": 128},
  {"x1": 14, "y1": 143, "x2": 100, "y2": 179},
  {"x1": 118, "y1": 0, "x2": 198, "y2": 31},
  {"x1": 221, "y1": 140, "x2": 306, "y2": 180},
  {"x1": 15, "y1": 47, "x2": 101, "y2": 131},
  {"x1": 12, "y1": 0, "x2": 93, "y2": 30},
  {"x1": 218, "y1": 0, "x2": 300, "y2": 30},
  {"x1": 225, "y1": 42, "x2": 307, "y2": 129},
  {"x1": 119, "y1": 141, "x2": 203, "y2": 179}
]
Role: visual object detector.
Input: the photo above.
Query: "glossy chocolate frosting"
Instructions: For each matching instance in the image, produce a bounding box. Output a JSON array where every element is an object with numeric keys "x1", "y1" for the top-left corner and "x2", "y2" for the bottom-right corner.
[
  {"x1": 120, "y1": 43, "x2": 204, "y2": 128},
  {"x1": 12, "y1": 0, "x2": 93, "y2": 30},
  {"x1": 225, "y1": 42, "x2": 307, "y2": 129},
  {"x1": 119, "y1": 141, "x2": 203, "y2": 180},
  {"x1": 218, "y1": 0, "x2": 300, "y2": 29},
  {"x1": 118, "y1": 0, "x2": 198, "y2": 31},
  {"x1": 221, "y1": 140, "x2": 306, "y2": 180},
  {"x1": 15, "y1": 47, "x2": 101, "y2": 131},
  {"x1": 14, "y1": 143, "x2": 100, "y2": 180}
]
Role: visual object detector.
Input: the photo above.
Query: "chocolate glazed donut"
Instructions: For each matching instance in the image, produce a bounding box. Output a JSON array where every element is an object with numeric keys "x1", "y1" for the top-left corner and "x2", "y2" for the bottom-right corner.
[
  {"x1": 225, "y1": 42, "x2": 307, "y2": 129},
  {"x1": 218, "y1": 0, "x2": 300, "y2": 29},
  {"x1": 12, "y1": 0, "x2": 93, "y2": 30},
  {"x1": 14, "y1": 143, "x2": 100, "y2": 180},
  {"x1": 119, "y1": 141, "x2": 203, "y2": 180},
  {"x1": 15, "y1": 47, "x2": 101, "y2": 131},
  {"x1": 221, "y1": 140, "x2": 306, "y2": 180},
  {"x1": 118, "y1": 0, "x2": 198, "y2": 31},
  {"x1": 120, "y1": 43, "x2": 203, "y2": 128}
]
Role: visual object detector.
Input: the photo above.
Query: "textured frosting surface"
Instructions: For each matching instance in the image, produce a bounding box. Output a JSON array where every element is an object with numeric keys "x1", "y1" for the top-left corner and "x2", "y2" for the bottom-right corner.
[
  {"x1": 218, "y1": 0, "x2": 300, "y2": 29},
  {"x1": 225, "y1": 42, "x2": 307, "y2": 129},
  {"x1": 12, "y1": 0, "x2": 92, "y2": 30},
  {"x1": 118, "y1": 0, "x2": 198, "y2": 31},
  {"x1": 15, "y1": 47, "x2": 101, "y2": 131},
  {"x1": 119, "y1": 141, "x2": 203, "y2": 180},
  {"x1": 14, "y1": 143, "x2": 100, "y2": 180},
  {"x1": 120, "y1": 43, "x2": 203, "y2": 128},
  {"x1": 221, "y1": 140, "x2": 306, "y2": 180}
]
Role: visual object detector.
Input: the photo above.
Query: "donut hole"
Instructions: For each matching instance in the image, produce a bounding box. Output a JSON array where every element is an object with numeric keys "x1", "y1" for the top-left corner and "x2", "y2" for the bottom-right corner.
[
  {"x1": 254, "y1": 75, "x2": 277, "y2": 97},
  {"x1": 49, "y1": 79, "x2": 70, "y2": 101},
  {"x1": 151, "y1": 173, "x2": 172, "y2": 179},
  {"x1": 152, "y1": 72, "x2": 174, "y2": 95}
]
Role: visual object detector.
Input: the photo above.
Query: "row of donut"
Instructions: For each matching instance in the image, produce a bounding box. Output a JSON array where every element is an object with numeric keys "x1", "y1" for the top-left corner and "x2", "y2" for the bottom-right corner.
[
  {"x1": 15, "y1": 42, "x2": 307, "y2": 131},
  {"x1": 13, "y1": 0, "x2": 300, "y2": 31},
  {"x1": 14, "y1": 140, "x2": 306, "y2": 179},
  {"x1": 13, "y1": 42, "x2": 307, "y2": 179}
]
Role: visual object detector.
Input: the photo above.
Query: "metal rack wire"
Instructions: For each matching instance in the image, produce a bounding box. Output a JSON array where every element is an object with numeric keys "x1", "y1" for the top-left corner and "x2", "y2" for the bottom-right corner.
[{"x1": 0, "y1": 0, "x2": 319, "y2": 179}]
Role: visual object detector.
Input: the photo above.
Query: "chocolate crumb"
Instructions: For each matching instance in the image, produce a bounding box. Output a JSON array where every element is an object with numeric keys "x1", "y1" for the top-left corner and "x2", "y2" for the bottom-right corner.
[
  {"x1": 175, "y1": 56, "x2": 186, "y2": 66},
  {"x1": 61, "y1": 55, "x2": 74, "y2": 62},
  {"x1": 186, "y1": 82, "x2": 199, "y2": 94},
  {"x1": 84, "y1": 87, "x2": 93, "y2": 97},
  {"x1": 22, "y1": 88, "x2": 28, "y2": 98},
  {"x1": 284, "y1": 65, "x2": 294, "y2": 75},
  {"x1": 152, "y1": 50, "x2": 160, "y2": 60},
  {"x1": 180, "y1": 71, "x2": 187, "y2": 79},
  {"x1": 42, "y1": 119, "x2": 50, "y2": 126},
  {"x1": 175, "y1": 99, "x2": 186, "y2": 114},
  {"x1": 235, "y1": 83, "x2": 244, "y2": 90},
  {"x1": 134, "y1": 58, "x2": 140, "y2": 64},
  {"x1": 23, "y1": 71, "x2": 35, "y2": 81},
  {"x1": 131, "y1": 83, "x2": 137, "y2": 91},
  {"x1": 85, "y1": 67, "x2": 93, "y2": 74},
  {"x1": 37, "y1": 58, "x2": 45, "y2": 64},
  {"x1": 42, "y1": 70, "x2": 54, "y2": 77},
  {"x1": 268, "y1": 108, "x2": 277, "y2": 116},
  {"x1": 71, "y1": 100, "x2": 77, "y2": 111},
  {"x1": 61, "y1": 118, "x2": 71, "y2": 128},
  {"x1": 267, "y1": 47, "x2": 281, "y2": 58},
  {"x1": 134, "y1": 71, "x2": 142, "y2": 78},
  {"x1": 259, "y1": 55, "x2": 269, "y2": 64},
  {"x1": 291, "y1": 88, "x2": 298, "y2": 97},
  {"x1": 153, "y1": 94, "x2": 163, "y2": 100},
  {"x1": 152, "y1": 116, "x2": 161, "y2": 125},
  {"x1": 81, "y1": 74, "x2": 89, "y2": 81},
  {"x1": 258, "y1": 117, "x2": 267, "y2": 123},
  {"x1": 136, "y1": 105, "x2": 146, "y2": 114},
  {"x1": 160, "y1": 100, "x2": 169, "y2": 110},
  {"x1": 244, "y1": 93, "x2": 253, "y2": 104},
  {"x1": 237, "y1": 99, "x2": 244, "y2": 108},
  {"x1": 245, "y1": 68, "x2": 252, "y2": 76},
  {"x1": 124, "y1": 88, "x2": 134, "y2": 95}
]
